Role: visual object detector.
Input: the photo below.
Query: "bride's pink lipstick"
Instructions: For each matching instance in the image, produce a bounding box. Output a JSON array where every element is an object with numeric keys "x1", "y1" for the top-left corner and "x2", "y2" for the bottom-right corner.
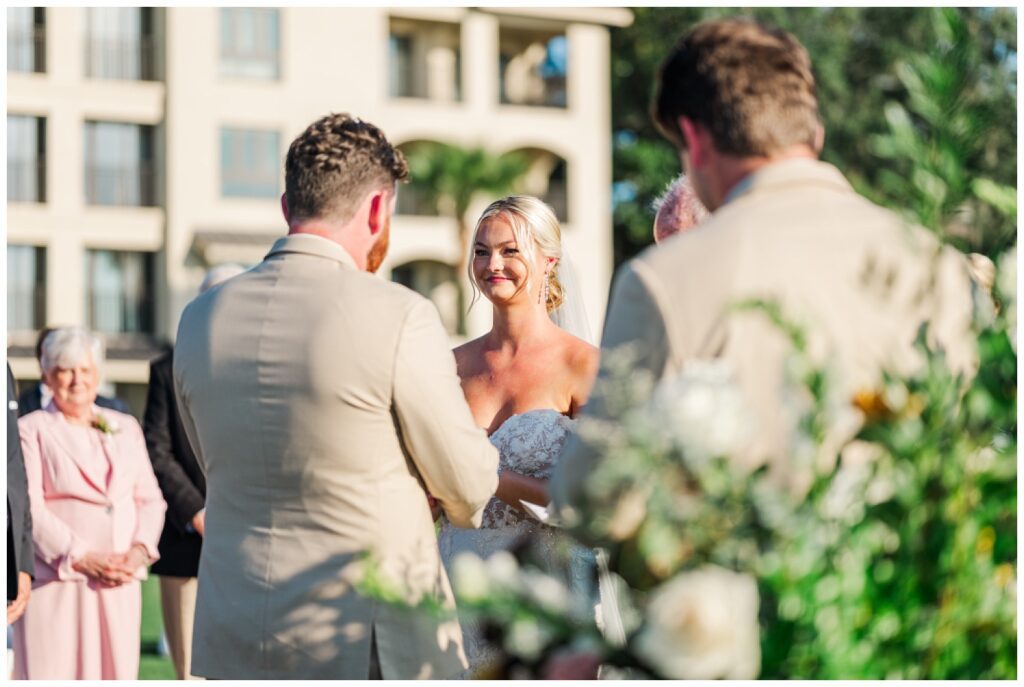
[{"x1": 485, "y1": 276, "x2": 510, "y2": 282}]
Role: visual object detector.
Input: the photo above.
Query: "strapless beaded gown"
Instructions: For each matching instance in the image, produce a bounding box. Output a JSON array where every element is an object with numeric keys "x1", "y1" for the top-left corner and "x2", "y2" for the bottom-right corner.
[{"x1": 438, "y1": 409, "x2": 598, "y2": 678}]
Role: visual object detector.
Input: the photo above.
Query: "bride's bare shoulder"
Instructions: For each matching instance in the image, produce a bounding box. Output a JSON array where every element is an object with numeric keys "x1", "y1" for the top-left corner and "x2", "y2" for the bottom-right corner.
[
  {"x1": 453, "y1": 335, "x2": 487, "y2": 372},
  {"x1": 557, "y1": 329, "x2": 599, "y2": 378}
]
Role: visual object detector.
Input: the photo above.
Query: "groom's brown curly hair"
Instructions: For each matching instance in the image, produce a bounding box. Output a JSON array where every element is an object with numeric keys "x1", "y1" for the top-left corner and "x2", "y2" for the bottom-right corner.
[
  {"x1": 285, "y1": 113, "x2": 409, "y2": 223},
  {"x1": 653, "y1": 18, "x2": 820, "y2": 157}
]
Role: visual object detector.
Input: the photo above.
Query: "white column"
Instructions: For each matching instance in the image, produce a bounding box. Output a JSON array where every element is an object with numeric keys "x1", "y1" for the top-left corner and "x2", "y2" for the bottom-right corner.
[
  {"x1": 426, "y1": 39, "x2": 456, "y2": 102},
  {"x1": 566, "y1": 23, "x2": 613, "y2": 336},
  {"x1": 462, "y1": 10, "x2": 498, "y2": 116}
]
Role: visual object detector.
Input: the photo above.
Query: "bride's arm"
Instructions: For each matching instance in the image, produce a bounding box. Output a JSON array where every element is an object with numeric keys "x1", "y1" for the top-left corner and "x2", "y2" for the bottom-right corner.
[{"x1": 495, "y1": 470, "x2": 549, "y2": 513}]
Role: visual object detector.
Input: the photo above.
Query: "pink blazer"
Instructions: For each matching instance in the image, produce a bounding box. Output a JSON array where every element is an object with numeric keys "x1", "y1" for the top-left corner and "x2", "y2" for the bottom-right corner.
[{"x1": 18, "y1": 404, "x2": 166, "y2": 584}]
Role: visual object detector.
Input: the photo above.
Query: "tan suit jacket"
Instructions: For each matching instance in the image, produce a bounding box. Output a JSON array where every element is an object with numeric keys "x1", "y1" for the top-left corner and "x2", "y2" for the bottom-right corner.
[
  {"x1": 173, "y1": 234, "x2": 499, "y2": 679},
  {"x1": 553, "y1": 159, "x2": 976, "y2": 508}
]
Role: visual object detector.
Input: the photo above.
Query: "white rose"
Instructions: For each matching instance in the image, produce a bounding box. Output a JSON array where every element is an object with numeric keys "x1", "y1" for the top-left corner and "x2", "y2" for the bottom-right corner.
[
  {"x1": 634, "y1": 565, "x2": 761, "y2": 679},
  {"x1": 522, "y1": 570, "x2": 570, "y2": 614},
  {"x1": 650, "y1": 360, "x2": 753, "y2": 465},
  {"x1": 484, "y1": 550, "x2": 521, "y2": 591},
  {"x1": 504, "y1": 618, "x2": 550, "y2": 661},
  {"x1": 451, "y1": 552, "x2": 489, "y2": 602}
]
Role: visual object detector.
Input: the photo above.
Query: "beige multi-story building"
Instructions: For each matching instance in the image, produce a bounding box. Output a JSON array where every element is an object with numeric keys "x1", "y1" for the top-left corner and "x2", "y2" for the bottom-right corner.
[{"x1": 7, "y1": 6, "x2": 631, "y2": 414}]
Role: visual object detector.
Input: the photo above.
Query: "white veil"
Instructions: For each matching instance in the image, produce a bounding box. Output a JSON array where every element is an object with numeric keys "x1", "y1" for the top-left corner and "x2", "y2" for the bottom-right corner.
[{"x1": 548, "y1": 250, "x2": 594, "y2": 345}]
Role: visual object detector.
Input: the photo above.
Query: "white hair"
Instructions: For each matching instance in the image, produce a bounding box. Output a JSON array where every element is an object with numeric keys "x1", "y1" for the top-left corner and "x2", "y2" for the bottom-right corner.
[
  {"x1": 40, "y1": 327, "x2": 104, "y2": 375},
  {"x1": 652, "y1": 175, "x2": 710, "y2": 242},
  {"x1": 200, "y1": 263, "x2": 246, "y2": 293}
]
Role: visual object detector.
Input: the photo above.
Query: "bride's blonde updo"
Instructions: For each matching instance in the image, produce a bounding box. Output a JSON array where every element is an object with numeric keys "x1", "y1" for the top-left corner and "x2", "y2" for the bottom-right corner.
[{"x1": 468, "y1": 195, "x2": 564, "y2": 313}]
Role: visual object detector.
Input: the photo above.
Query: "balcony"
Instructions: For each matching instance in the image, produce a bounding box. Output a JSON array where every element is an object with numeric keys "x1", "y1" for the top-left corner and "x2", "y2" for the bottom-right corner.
[
  {"x1": 389, "y1": 17, "x2": 461, "y2": 103},
  {"x1": 499, "y1": 28, "x2": 568, "y2": 108}
]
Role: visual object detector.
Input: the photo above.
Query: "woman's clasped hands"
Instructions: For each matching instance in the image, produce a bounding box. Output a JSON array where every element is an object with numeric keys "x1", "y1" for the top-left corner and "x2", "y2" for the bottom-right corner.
[{"x1": 72, "y1": 544, "x2": 150, "y2": 587}]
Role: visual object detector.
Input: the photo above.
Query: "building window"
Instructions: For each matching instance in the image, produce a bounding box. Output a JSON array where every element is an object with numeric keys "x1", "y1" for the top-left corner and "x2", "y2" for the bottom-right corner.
[
  {"x1": 85, "y1": 250, "x2": 154, "y2": 335},
  {"x1": 220, "y1": 8, "x2": 280, "y2": 80},
  {"x1": 389, "y1": 34, "x2": 415, "y2": 98},
  {"x1": 84, "y1": 8, "x2": 156, "y2": 81},
  {"x1": 7, "y1": 7, "x2": 45, "y2": 74},
  {"x1": 84, "y1": 121, "x2": 156, "y2": 206},
  {"x1": 8, "y1": 115, "x2": 46, "y2": 203},
  {"x1": 7, "y1": 245, "x2": 46, "y2": 332},
  {"x1": 220, "y1": 128, "x2": 280, "y2": 198},
  {"x1": 388, "y1": 18, "x2": 461, "y2": 102},
  {"x1": 499, "y1": 29, "x2": 568, "y2": 108}
]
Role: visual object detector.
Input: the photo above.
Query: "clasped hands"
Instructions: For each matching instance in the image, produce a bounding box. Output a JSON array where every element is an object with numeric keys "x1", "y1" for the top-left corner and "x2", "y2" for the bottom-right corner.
[{"x1": 72, "y1": 544, "x2": 150, "y2": 587}]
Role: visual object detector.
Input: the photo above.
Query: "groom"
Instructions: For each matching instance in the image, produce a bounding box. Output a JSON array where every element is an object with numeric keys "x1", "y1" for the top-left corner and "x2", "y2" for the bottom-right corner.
[
  {"x1": 553, "y1": 19, "x2": 976, "y2": 512},
  {"x1": 174, "y1": 113, "x2": 499, "y2": 679}
]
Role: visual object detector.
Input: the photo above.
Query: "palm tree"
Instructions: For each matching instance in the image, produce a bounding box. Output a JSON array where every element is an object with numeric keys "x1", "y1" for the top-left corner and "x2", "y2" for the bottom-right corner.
[{"x1": 404, "y1": 143, "x2": 530, "y2": 274}]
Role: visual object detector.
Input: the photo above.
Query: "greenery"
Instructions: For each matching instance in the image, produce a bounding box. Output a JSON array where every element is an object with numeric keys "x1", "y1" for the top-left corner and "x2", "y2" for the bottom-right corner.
[
  {"x1": 139, "y1": 575, "x2": 175, "y2": 679},
  {"x1": 610, "y1": 7, "x2": 1017, "y2": 264}
]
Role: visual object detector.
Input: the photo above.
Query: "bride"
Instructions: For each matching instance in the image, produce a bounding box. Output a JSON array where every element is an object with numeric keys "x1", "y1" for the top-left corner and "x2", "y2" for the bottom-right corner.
[{"x1": 437, "y1": 195, "x2": 600, "y2": 676}]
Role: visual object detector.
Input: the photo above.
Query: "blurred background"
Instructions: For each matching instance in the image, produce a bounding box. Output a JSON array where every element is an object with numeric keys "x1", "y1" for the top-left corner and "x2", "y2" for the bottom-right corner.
[
  {"x1": 6, "y1": 6, "x2": 1017, "y2": 416},
  {"x1": 6, "y1": 6, "x2": 632, "y2": 413},
  {"x1": 5, "y1": 6, "x2": 1016, "y2": 679}
]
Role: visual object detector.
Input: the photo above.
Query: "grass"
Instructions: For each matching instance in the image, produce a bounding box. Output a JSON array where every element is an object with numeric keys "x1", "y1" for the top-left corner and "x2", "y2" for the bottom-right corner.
[{"x1": 139, "y1": 575, "x2": 176, "y2": 680}]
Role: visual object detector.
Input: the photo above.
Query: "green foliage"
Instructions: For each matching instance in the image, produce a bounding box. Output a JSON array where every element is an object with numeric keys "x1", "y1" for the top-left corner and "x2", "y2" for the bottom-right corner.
[
  {"x1": 570, "y1": 288, "x2": 1016, "y2": 678},
  {"x1": 761, "y1": 319, "x2": 1016, "y2": 679},
  {"x1": 404, "y1": 143, "x2": 530, "y2": 227},
  {"x1": 610, "y1": 7, "x2": 1017, "y2": 264},
  {"x1": 868, "y1": 8, "x2": 1017, "y2": 258}
]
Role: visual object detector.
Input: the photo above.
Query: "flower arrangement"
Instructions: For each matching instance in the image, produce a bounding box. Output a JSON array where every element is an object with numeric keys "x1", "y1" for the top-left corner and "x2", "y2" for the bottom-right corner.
[{"x1": 359, "y1": 250, "x2": 1016, "y2": 679}]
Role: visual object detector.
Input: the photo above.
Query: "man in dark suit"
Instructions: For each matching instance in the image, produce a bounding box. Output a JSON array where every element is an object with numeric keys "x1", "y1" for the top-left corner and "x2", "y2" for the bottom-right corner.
[
  {"x1": 7, "y1": 364, "x2": 34, "y2": 624},
  {"x1": 17, "y1": 328, "x2": 129, "y2": 416},
  {"x1": 143, "y1": 264, "x2": 244, "y2": 679}
]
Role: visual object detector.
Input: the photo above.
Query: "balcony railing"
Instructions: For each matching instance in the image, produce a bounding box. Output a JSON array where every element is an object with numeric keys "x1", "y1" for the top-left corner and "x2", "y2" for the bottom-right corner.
[
  {"x1": 7, "y1": 27, "x2": 45, "y2": 73},
  {"x1": 85, "y1": 163, "x2": 157, "y2": 207},
  {"x1": 85, "y1": 35, "x2": 157, "y2": 81},
  {"x1": 7, "y1": 159, "x2": 46, "y2": 203}
]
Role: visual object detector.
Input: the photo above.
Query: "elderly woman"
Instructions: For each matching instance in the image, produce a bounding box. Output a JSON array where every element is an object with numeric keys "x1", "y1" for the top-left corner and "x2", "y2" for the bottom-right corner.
[{"x1": 12, "y1": 327, "x2": 166, "y2": 680}]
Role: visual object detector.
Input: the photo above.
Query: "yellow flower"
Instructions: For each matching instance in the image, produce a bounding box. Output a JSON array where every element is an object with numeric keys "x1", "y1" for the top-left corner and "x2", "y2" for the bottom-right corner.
[{"x1": 851, "y1": 389, "x2": 893, "y2": 422}]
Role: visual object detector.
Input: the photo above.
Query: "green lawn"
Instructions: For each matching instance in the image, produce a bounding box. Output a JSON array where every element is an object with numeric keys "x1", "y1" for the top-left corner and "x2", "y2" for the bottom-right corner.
[{"x1": 139, "y1": 575, "x2": 176, "y2": 680}]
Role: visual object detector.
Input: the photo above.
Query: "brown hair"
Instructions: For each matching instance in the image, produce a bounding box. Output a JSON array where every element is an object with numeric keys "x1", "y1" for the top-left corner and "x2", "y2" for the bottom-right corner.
[
  {"x1": 652, "y1": 18, "x2": 820, "y2": 156},
  {"x1": 284, "y1": 113, "x2": 409, "y2": 223}
]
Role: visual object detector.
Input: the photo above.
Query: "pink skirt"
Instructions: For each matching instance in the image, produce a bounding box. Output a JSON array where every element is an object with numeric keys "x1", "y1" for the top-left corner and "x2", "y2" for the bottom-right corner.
[{"x1": 12, "y1": 578, "x2": 141, "y2": 680}]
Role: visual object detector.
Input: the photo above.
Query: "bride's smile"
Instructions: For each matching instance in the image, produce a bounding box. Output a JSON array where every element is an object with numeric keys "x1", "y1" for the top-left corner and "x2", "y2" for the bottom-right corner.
[{"x1": 471, "y1": 216, "x2": 551, "y2": 307}]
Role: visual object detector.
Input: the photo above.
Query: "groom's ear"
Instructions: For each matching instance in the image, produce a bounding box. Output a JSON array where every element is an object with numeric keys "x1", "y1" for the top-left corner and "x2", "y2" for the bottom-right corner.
[
  {"x1": 280, "y1": 193, "x2": 290, "y2": 224},
  {"x1": 367, "y1": 190, "x2": 387, "y2": 235},
  {"x1": 680, "y1": 117, "x2": 712, "y2": 169}
]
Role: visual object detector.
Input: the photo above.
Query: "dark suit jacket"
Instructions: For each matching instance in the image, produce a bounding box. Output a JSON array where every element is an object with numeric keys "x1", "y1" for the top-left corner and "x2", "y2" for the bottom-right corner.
[
  {"x1": 143, "y1": 350, "x2": 205, "y2": 577},
  {"x1": 17, "y1": 383, "x2": 129, "y2": 417},
  {"x1": 8, "y1": 364, "x2": 34, "y2": 600}
]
